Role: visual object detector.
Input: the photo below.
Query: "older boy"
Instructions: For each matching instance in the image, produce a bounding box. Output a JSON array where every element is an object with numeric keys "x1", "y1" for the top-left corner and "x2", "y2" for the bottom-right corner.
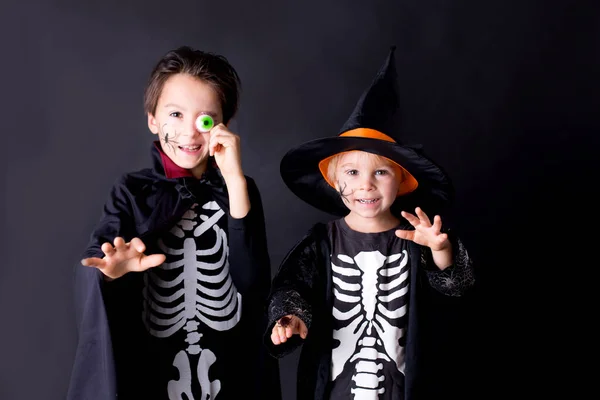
[{"x1": 68, "y1": 46, "x2": 280, "y2": 400}]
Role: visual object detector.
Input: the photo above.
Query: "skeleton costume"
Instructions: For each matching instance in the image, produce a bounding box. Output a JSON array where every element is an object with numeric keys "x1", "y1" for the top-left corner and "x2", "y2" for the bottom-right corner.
[
  {"x1": 264, "y1": 47, "x2": 475, "y2": 400},
  {"x1": 68, "y1": 142, "x2": 281, "y2": 400}
]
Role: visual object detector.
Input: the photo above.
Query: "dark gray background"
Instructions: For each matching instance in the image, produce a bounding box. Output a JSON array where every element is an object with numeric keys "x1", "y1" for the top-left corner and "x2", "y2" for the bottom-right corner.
[{"x1": 1, "y1": 0, "x2": 597, "y2": 399}]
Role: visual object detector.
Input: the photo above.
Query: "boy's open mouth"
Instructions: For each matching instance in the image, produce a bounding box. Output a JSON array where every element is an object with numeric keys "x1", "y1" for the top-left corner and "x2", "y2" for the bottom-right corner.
[
  {"x1": 357, "y1": 198, "x2": 379, "y2": 204},
  {"x1": 179, "y1": 145, "x2": 201, "y2": 152}
]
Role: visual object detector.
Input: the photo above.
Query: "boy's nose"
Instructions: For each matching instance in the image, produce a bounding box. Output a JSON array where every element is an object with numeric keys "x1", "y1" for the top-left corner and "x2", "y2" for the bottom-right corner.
[
  {"x1": 358, "y1": 176, "x2": 375, "y2": 191},
  {"x1": 182, "y1": 120, "x2": 200, "y2": 136}
]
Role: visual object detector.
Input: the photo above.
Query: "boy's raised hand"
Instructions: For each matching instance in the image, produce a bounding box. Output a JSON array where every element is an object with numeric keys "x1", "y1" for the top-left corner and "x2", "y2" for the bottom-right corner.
[
  {"x1": 271, "y1": 315, "x2": 308, "y2": 345},
  {"x1": 81, "y1": 237, "x2": 166, "y2": 280},
  {"x1": 395, "y1": 207, "x2": 451, "y2": 251},
  {"x1": 209, "y1": 123, "x2": 243, "y2": 179}
]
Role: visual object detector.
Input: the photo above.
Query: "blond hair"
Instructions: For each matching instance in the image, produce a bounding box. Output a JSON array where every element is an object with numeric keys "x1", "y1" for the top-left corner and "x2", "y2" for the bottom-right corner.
[{"x1": 326, "y1": 151, "x2": 404, "y2": 185}]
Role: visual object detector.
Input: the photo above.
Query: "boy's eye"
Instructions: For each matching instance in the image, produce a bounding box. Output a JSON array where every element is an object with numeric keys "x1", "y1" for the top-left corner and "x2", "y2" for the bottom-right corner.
[
  {"x1": 375, "y1": 170, "x2": 389, "y2": 175},
  {"x1": 169, "y1": 112, "x2": 182, "y2": 118},
  {"x1": 345, "y1": 169, "x2": 358, "y2": 176}
]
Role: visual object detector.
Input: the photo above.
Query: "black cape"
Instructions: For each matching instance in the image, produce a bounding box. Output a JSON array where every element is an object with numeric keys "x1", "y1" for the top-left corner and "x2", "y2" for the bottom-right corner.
[{"x1": 68, "y1": 143, "x2": 281, "y2": 400}]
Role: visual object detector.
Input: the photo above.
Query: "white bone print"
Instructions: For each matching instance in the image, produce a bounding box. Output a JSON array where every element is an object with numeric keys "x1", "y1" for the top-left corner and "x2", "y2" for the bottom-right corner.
[
  {"x1": 331, "y1": 250, "x2": 408, "y2": 399},
  {"x1": 143, "y1": 201, "x2": 242, "y2": 399}
]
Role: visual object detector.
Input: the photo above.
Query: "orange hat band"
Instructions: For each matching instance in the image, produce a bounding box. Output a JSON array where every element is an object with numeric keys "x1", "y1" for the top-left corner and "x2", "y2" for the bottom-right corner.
[
  {"x1": 340, "y1": 128, "x2": 396, "y2": 142},
  {"x1": 318, "y1": 129, "x2": 419, "y2": 197}
]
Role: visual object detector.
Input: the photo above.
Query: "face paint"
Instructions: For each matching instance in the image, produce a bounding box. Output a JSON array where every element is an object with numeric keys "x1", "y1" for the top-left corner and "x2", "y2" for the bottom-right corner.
[
  {"x1": 337, "y1": 181, "x2": 352, "y2": 204},
  {"x1": 196, "y1": 114, "x2": 214, "y2": 132},
  {"x1": 159, "y1": 123, "x2": 182, "y2": 154}
]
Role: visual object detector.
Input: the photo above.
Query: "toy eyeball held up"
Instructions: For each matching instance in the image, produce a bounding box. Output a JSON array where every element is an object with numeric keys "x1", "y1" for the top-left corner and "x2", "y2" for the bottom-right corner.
[{"x1": 196, "y1": 114, "x2": 214, "y2": 132}]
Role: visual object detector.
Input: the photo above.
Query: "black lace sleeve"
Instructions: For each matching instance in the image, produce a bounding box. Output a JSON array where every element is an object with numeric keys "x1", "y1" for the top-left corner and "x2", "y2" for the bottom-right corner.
[
  {"x1": 421, "y1": 234, "x2": 475, "y2": 297},
  {"x1": 263, "y1": 224, "x2": 324, "y2": 358}
]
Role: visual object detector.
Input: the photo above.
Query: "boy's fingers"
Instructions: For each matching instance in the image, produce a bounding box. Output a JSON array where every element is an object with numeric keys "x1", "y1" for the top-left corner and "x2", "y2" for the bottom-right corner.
[
  {"x1": 434, "y1": 215, "x2": 444, "y2": 235},
  {"x1": 130, "y1": 237, "x2": 146, "y2": 253},
  {"x1": 113, "y1": 237, "x2": 127, "y2": 251},
  {"x1": 279, "y1": 329, "x2": 287, "y2": 343},
  {"x1": 292, "y1": 320, "x2": 304, "y2": 334},
  {"x1": 395, "y1": 229, "x2": 412, "y2": 240},
  {"x1": 214, "y1": 135, "x2": 236, "y2": 149},
  {"x1": 271, "y1": 331, "x2": 281, "y2": 345},
  {"x1": 273, "y1": 325, "x2": 287, "y2": 343},
  {"x1": 140, "y1": 254, "x2": 166, "y2": 269},
  {"x1": 400, "y1": 211, "x2": 418, "y2": 226},
  {"x1": 300, "y1": 319, "x2": 307, "y2": 331},
  {"x1": 298, "y1": 320, "x2": 308, "y2": 338},
  {"x1": 272, "y1": 327, "x2": 287, "y2": 345},
  {"x1": 415, "y1": 207, "x2": 431, "y2": 225},
  {"x1": 210, "y1": 123, "x2": 228, "y2": 136},
  {"x1": 209, "y1": 131, "x2": 222, "y2": 150},
  {"x1": 81, "y1": 257, "x2": 104, "y2": 268},
  {"x1": 271, "y1": 318, "x2": 308, "y2": 342},
  {"x1": 101, "y1": 242, "x2": 115, "y2": 256},
  {"x1": 274, "y1": 315, "x2": 309, "y2": 340},
  {"x1": 209, "y1": 141, "x2": 220, "y2": 157}
]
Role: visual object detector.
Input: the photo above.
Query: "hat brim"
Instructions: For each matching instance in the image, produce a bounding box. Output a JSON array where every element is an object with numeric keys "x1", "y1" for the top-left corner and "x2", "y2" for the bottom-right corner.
[{"x1": 280, "y1": 136, "x2": 454, "y2": 217}]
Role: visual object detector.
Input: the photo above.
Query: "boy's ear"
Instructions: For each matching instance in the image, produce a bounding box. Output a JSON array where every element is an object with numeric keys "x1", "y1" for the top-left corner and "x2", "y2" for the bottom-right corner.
[{"x1": 147, "y1": 112, "x2": 159, "y2": 134}]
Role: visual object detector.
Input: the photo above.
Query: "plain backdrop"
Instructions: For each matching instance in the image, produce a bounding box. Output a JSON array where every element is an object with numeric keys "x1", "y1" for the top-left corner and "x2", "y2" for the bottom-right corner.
[{"x1": 1, "y1": 0, "x2": 598, "y2": 399}]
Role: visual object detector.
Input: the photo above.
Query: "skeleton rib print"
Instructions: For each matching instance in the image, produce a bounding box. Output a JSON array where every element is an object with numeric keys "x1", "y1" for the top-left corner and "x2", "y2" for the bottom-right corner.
[
  {"x1": 331, "y1": 249, "x2": 409, "y2": 399},
  {"x1": 141, "y1": 201, "x2": 242, "y2": 400}
]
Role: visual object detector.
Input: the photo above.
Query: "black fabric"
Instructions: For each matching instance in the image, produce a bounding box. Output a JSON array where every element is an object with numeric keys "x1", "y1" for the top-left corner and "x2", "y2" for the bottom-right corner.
[
  {"x1": 68, "y1": 143, "x2": 280, "y2": 400},
  {"x1": 328, "y1": 219, "x2": 408, "y2": 400},
  {"x1": 265, "y1": 222, "x2": 420, "y2": 400},
  {"x1": 264, "y1": 220, "x2": 475, "y2": 400},
  {"x1": 338, "y1": 46, "x2": 399, "y2": 136}
]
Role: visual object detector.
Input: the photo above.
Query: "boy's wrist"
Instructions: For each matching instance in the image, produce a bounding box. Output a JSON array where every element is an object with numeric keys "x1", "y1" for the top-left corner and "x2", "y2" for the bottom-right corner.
[
  {"x1": 222, "y1": 173, "x2": 246, "y2": 187},
  {"x1": 430, "y1": 246, "x2": 453, "y2": 270},
  {"x1": 431, "y1": 245, "x2": 451, "y2": 255}
]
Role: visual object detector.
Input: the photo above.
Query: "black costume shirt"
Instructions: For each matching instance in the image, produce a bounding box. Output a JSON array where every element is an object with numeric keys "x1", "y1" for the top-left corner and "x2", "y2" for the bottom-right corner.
[{"x1": 328, "y1": 218, "x2": 408, "y2": 400}]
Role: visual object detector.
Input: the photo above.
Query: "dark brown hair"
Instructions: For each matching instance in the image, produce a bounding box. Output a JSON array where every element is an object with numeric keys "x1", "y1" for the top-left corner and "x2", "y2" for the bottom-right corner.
[{"x1": 144, "y1": 46, "x2": 242, "y2": 124}]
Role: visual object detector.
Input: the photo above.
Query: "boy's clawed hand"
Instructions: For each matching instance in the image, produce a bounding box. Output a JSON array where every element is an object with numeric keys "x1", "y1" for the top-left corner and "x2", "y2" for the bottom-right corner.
[
  {"x1": 209, "y1": 123, "x2": 243, "y2": 179},
  {"x1": 81, "y1": 237, "x2": 166, "y2": 280},
  {"x1": 395, "y1": 207, "x2": 450, "y2": 252},
  {"x1": 271, "y1": 315, "x2": 308, "y2": 345}
]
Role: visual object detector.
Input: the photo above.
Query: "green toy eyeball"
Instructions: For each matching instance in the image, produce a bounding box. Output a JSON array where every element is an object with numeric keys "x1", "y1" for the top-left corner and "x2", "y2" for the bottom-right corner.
[{"x1": 196, "y1": 114, "x2": 214, "y2": 132}]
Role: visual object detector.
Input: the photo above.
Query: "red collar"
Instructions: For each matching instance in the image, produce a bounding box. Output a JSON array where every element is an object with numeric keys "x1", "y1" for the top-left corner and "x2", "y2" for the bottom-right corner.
[{"x1": 153, "y1": 141, "x2": 194, "y2": 179}]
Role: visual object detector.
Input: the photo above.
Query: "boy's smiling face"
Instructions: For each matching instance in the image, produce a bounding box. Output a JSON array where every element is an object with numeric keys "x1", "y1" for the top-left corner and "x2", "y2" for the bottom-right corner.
[
  {"x1": 334, "y1": 151, "x2": 402, "y2": 230},
  {"x1": 147, "y1": 73, "x2": 223, "y2": 178}
]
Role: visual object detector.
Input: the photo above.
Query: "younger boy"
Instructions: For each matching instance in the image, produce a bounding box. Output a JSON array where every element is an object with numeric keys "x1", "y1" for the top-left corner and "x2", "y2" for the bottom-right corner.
[{"x1": 265, "y1": 47, "x2": 475, "y2": 400}]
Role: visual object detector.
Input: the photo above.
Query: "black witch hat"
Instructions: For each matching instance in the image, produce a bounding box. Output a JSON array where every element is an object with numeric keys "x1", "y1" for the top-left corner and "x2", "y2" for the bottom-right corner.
[{"x1": 280, "y1": 46, "x2": 454, "y2": 217}]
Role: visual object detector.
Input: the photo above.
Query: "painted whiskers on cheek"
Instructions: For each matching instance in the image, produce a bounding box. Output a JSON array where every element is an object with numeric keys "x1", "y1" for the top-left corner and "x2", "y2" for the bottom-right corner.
[
  {"x1": 337, "y1": 181, "x2": 352, "y2": 204},
  {"x1": 159, "y1": 123, "x2": 182, "y2": 153}
]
